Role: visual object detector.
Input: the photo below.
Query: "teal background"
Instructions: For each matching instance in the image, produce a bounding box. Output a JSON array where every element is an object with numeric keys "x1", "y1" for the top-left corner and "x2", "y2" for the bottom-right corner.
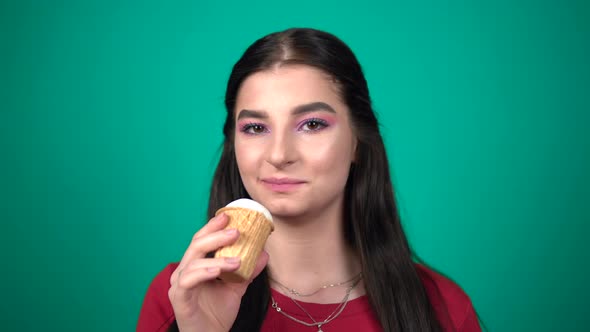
[{"x1": 2, "y1": 0, "x2": 589, "y2": 331}]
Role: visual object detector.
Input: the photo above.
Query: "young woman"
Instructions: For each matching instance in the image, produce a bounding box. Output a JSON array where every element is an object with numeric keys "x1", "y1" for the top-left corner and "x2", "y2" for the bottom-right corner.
[{"x1": 137, "y1": 28, "x2": 482, "y2": 332}]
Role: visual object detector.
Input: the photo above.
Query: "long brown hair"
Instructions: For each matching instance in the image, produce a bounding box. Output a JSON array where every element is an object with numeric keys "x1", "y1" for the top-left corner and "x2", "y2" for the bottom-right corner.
[{"x1": 170, "y1": 27, "x2": 445, "y2": 331}]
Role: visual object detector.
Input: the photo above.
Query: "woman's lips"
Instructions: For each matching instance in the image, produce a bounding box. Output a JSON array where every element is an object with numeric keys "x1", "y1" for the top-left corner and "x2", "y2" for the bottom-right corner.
[{"x1": 260, "y1": 178, "x2": 306, "y2": 192}]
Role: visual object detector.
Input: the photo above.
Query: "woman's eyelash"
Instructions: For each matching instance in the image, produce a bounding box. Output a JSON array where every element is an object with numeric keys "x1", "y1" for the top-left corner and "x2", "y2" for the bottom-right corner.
[
  {"x1": 298, "y1": 118, "x2": 329, "y2": 131},
  {"x1": 239, "y1": 118, "x2": 329, "y2": 135},
  {"x1": 240, "y1": 123, "x2": 268, "y2": 135}
]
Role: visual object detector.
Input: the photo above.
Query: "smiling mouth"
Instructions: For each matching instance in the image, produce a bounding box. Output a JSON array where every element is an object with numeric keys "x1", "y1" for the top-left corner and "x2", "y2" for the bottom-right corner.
[{"x1": 260, "y1": 178, "x2": 306, "y2": 192}]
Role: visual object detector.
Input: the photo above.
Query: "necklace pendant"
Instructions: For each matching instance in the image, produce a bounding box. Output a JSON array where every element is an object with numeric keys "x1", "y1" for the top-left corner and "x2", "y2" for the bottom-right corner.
[{"x1": 317, "y1": 324, "x2": 323, "y2": 332}]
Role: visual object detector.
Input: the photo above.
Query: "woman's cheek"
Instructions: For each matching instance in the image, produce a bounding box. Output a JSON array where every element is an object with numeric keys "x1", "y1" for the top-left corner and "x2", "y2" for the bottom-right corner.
[{"x1": 236, "y1": 145, "x2": 261, "y2": 171}]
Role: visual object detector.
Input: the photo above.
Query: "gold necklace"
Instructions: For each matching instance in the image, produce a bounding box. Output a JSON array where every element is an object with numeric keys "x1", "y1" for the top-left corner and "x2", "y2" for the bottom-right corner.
[
  {"x1": 269, "y1": 272, "x2": 363, "y2": 297},
  {"x1": 270, "y1": 276, "x2": 362, "y2": 332}
]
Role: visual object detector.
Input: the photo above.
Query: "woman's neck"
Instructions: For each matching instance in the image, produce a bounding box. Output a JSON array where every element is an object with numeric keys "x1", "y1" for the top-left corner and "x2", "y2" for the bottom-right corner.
[{"x1": 264, "y1": 207, "x2": 364, "y2": 303}]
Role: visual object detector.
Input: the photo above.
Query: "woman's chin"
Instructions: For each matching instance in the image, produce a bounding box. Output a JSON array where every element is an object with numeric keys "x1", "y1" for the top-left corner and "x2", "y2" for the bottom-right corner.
[{"x1": 264, "y1": 201, "x2": 308, "y2": 220}]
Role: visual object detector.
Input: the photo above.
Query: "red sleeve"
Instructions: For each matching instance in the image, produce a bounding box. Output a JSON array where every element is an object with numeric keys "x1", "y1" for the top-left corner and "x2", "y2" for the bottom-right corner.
[
  {"x1": 457, "y1": 302, "x2": 481, "y2": 332},
  {"x1": 416, "y1": 264, "x2": 481, "y2": 332},
  {"x1": 137, "y1": 263, "x2": 179, "y2": 332}
]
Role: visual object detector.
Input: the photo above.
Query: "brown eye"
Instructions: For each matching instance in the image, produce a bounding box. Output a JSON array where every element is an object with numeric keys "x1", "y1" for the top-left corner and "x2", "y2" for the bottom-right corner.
[
  {"x1": 306, "y1": 121, "x2": 319, "y2": 130},
  {"x1": 241, "y1": 123, "x2": 268, "y2": 135},
  {"x1": 300, "y1": 118, "x2": 328, "y2": 132},
  {"x1": 252, "y1": 125, "x2": 265, "y2": 133}
]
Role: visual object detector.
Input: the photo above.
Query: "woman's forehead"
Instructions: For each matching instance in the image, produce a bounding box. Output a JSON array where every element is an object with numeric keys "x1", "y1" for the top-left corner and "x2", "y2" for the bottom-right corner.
[{"x1": 235, "y1": 65, "x2": 345, "y2": 114}]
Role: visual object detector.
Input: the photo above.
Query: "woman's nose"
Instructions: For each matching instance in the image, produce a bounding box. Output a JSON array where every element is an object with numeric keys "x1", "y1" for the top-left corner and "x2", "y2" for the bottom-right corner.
[{"x1": 266, "y1": 131, "x2": 297, "y2": 169}]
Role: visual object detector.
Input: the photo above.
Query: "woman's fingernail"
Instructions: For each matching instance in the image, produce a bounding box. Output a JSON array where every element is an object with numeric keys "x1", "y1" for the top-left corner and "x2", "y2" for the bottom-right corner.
[{"x1": 225, "y1": 257, "x2": 240, "y2": 264}]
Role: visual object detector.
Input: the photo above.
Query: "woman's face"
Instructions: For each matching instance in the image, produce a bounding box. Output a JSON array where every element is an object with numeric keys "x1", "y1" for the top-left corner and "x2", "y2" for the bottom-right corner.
[{"x1": 234, "y1": 65, "x2": 357, "y2": 218}]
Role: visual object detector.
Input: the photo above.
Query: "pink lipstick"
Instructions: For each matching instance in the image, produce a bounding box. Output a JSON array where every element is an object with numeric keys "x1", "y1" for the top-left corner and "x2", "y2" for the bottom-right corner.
[{"x1": 260, "y1": 177, "x2": 306, "y2": 192}]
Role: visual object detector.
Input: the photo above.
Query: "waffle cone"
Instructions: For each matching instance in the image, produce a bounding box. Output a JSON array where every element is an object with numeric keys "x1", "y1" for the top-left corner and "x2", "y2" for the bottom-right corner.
[{"x1": 213, "y1": 207, "x2": 273, "y2": 282}]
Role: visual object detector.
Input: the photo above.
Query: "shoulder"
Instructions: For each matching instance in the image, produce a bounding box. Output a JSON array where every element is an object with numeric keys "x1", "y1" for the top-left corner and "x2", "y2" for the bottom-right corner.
[
  {"x1": 137, "y1": 263, "x2": 180, "y2": 332},
  {"x1": 415, "y1": 264, "x2": 481, "y2": 332},
  {"x1": 152, "y1": 262, "x2": 180, "y2": 290},
  {"x1": 143, "y1": 262, "x2": 179, "y2": 304}
]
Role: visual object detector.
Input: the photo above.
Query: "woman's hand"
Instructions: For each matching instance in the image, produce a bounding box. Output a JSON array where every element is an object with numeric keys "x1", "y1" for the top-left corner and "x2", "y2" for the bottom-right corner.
[{"x1": 168, "y1": 213, "x2": 269, "y2": 332}]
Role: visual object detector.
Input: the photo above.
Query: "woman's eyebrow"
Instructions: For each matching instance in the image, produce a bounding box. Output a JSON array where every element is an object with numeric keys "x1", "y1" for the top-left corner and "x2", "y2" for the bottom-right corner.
[
  {"x1": 237, "y1": 102, "x2": 336, "y2": 121},
  {"x1": 292, "y1": 102, "x2": 336, "y2": 115},
  {"x1": 237, "y1": 109, "x2": 268, "y2": 121}
]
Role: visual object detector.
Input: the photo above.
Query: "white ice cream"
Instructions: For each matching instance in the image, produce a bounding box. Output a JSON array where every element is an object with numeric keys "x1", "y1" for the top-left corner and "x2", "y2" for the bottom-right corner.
[{"x1": 226, "y1": 198, "x2": 273, "y2": 222}]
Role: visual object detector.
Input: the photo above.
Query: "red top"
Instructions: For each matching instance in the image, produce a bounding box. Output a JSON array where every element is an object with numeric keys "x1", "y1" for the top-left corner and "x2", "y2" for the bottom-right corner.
[{"x1": 137, "y1": 263, "x2": 481, "y2": 332}]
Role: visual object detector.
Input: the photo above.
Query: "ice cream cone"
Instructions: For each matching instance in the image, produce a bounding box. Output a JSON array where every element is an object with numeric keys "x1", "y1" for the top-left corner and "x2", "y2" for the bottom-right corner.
[{"x1": 214, "y1": 205, "x2": 273, "y2": 282}]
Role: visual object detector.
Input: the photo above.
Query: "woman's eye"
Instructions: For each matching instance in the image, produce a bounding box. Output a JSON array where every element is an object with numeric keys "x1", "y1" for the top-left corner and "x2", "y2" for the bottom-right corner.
[
  {"x1": 250, "y1": 125, "x2": 265, "y2": 133},
  {"x1": 300, "y1": 119, "x2": 328, "y2": 131},
  {"x1": 242, "y1": 123, "x2": 267, "y2": 135}
]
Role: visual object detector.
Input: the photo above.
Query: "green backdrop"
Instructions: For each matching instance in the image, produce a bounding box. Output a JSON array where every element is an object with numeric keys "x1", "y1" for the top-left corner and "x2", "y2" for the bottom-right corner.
[{"x1": 2, "y1": 0, "x2": 589, "y2": 331}]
